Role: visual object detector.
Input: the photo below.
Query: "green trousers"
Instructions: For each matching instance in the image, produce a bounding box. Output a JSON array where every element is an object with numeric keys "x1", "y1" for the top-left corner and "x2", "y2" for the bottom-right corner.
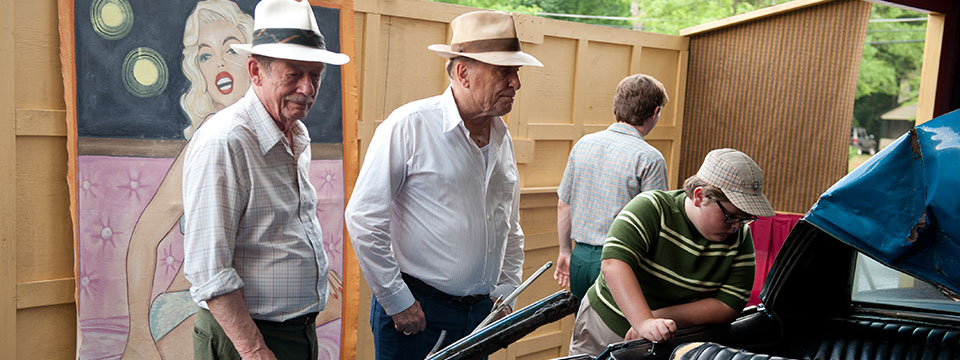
[
  {"x1": 570, "y1": 242, "x2": 604, "y2": 300},
  {"x1": 193, "y1": 308, "x2": 318, "y2": 360}
]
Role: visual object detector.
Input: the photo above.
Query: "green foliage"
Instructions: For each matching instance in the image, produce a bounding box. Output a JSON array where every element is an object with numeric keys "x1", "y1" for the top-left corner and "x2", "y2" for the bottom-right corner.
[
  {"x1": 431, "y1": 0, "x2": 778, "y2": 31},
  {"x1": 633, "y1": 0, "x2": 765, "y2": 34},
  {"x1": 854, "y1": 4, "x2": 927, "y2": 140}
]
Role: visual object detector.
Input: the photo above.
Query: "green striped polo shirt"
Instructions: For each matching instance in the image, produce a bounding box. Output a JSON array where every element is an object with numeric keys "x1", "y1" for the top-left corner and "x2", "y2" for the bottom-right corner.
[{"x1": 585, "y1": 190, "x2": 755, "y2": 337}]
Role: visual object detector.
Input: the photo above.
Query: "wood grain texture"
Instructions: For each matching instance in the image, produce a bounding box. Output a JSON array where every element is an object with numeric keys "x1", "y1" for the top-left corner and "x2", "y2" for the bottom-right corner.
[
  {"x1": 1, "y1": 0, "x2": 18, "y2": 354},
  {"x1": 16, "y1": 278, "x2": 75, "y2": 309},
  {"x1": 916, "y1": 13, "x2": 944, "y2": 125}
]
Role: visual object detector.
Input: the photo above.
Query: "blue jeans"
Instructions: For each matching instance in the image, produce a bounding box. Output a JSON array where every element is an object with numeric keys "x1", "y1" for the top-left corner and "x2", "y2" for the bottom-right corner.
[{"x1": 370, "y1": 280, "x2": 493, "y2": 360}]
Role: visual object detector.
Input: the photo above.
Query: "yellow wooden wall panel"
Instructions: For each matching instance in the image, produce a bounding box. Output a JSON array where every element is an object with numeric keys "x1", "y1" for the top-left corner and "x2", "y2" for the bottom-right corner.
[
  {"x1": 515, "y1": 36, "x2": 578, "y2": 125},
  {"x1": 1, "y1": 0, "x2": 18, "y2": 355},
  {"x1": 16, "y1": 278, "x2": 75, "y2": 309},
  {"x1": 517, "y1": 140, "x2": 570, "y2": 188},
  {"x1": 379, "y1": 16, "x2": 448, "y2": 119},
  {"x1": 637, "y1": 48, "x2": 681, "y2": 127},
  {"x1": 13, "y1": 0, "x2": 64, "y2": 110},
  {"x1": 16, "y1": 109, "x2": 67, "y2": 137},
  {"x1": 16, "y1": 304, "x2": 76, "y2": 360},
  {"x1": 581, "y1": 41, "x2": 632, "y2": 125},
  {"x1": 15, "y1": 137, "x2": 74, "y2": 283}
]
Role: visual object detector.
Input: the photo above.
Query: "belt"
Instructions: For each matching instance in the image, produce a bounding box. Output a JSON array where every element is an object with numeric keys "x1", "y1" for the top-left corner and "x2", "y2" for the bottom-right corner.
[
  {"x1": 401, "y1": 273, "x2": 489, "y2": 307},
  {"x1": 255, "y1": 312, "x2": 318, "y2": 328}
]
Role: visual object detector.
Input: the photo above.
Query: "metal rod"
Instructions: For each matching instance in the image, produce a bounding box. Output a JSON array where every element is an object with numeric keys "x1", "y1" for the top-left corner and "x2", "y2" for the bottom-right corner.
[
  {"x1": 470, "y1": 261, "x2": 553, "y2": 335},
  {"x1": 426, "y1": 330, "x2": 447, "y2": 358}
]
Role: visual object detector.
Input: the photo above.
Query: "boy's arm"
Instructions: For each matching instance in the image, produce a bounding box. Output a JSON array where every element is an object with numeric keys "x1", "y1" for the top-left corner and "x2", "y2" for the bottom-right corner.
[
  {"x1": 602, "y1": 258, "x2": 677, "y2": 342},
  {"x1": 652, "y1": 298, "x2": 739, "y2": 328}
]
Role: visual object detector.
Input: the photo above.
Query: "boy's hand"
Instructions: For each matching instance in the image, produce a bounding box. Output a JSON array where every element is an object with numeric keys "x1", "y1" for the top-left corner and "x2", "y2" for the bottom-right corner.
[{"x1": 625, "y1": 318, "x2": 676, "y2": 342}]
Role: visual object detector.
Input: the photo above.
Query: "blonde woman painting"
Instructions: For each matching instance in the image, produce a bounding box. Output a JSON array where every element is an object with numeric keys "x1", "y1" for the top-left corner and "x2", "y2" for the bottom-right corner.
[
  {"x1": 180, "y1": 0, "x2": 254, "y2": 140},
  {"x1": 122, "y1": 1, "x2": 252, "y2": 358}
]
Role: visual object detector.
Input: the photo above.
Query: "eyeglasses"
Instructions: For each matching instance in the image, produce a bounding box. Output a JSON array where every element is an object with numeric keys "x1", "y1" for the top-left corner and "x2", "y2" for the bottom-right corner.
[{"x1": 715, "y1": 201, "x2": 757, "y2": 225}]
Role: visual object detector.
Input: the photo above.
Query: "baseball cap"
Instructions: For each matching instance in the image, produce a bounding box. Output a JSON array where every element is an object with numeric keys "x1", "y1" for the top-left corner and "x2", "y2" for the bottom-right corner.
[{"x1": 696, "y1": 148, "x2": 775, "y2": 217}]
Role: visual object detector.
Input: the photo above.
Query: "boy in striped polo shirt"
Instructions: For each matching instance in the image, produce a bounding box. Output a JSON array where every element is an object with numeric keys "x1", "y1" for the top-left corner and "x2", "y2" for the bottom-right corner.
[{"x1": 568, "y1": 149, "x2": 776, "y2": 356}]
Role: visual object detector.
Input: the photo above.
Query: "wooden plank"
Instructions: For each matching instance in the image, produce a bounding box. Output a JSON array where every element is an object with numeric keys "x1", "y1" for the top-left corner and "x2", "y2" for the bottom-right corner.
[
  {"x1": 15, "y1": 109, "x2": 66, "y2": 137},
  {"x1": 915, "y1": 13, "x2": 944, "y2": 125},
  {"x1": 670, "y1": 49, "x2": 689, "y2": 188},
  {"x1": 16, "y1": 278, "x2": 75, "y2": 309},
  {"x1": 337, "y1": 2, "x2": 362, "y2": 359},
  {"x1": 514, "y1": 138, "x2": 535, "y2": 164},
  {"x1": 514, "y1": 331, "x2": 563, "y2": 356},
  {"x1": 520, "y1": 186, "x2": 558, "y2": 196},
  {"x1": 358, "y1": 12, "x2": 382, "y2": 163},
  {"x1": 0, "y1": 0, "x2": 17, "y2": 355},
  {"x1": 14, "y1": 0, "x2": 64, "y2": 110},
  {"x1": 16, "y1": 304, "x2": 76, "y2": 359},
  {"x1": 524, "y1": 232, "x2": 558, "y2": 251},
  {"x1": 15, "y1": 137, "x2": 73, "y2": 282},
  {"x1": 527, "y1": 124, "x2": 577, "y2": 140},
  {"x1": 358, "y1": 0, "x2": 466, "y2": 23},
  {"x1": 680, "y1": 0, "x2": 831, "y2": 36}
]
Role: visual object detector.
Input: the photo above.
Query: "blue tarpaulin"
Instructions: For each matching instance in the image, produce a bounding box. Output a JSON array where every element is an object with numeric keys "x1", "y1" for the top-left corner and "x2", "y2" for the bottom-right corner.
[{"x1": 805, "y1": 109, "x2": 960, "y2": 295}]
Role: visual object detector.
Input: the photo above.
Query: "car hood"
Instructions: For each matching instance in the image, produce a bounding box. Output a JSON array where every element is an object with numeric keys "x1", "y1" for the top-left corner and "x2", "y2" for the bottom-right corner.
[{"x1": 805, "y1": 109, "x2": 960, "y2": 295}]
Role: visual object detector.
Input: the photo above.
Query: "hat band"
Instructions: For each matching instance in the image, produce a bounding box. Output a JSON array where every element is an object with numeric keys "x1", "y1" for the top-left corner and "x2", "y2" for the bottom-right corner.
[
  {"x1": 452, "y1": 38, "x2": 521, "y2": 53},
  {"x1": 253, "y1": 28, "x2": 326, "y2": 50}
]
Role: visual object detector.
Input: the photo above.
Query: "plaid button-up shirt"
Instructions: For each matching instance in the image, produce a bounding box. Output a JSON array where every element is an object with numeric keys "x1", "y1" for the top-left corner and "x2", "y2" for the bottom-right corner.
[
  {"x1": 558, "y1": 122, "x2": 668, "y2": 246},
  {"x1": 183, "y1": 89, "x2": 328, "y2": 322}
]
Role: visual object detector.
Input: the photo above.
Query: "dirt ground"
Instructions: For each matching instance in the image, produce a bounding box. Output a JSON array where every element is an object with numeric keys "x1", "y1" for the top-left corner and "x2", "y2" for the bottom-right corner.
[{"x1": 848, "y1": 154, "x2": 872, "y2": 173}]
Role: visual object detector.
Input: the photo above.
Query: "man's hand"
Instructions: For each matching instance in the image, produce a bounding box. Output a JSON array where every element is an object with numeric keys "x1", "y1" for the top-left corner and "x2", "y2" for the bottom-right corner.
[
  {"x1": 239, "y1": 346, "x2": 278, "y2": 360},
  {"x1": 391, "y1": 301, "x2": 426, "y2": 335},
  {"x1": 492, "y1": 304, "x2": 513, "y2": 322},
  {"x1": 625, "y1": 318, "x2": 677, "y2": 342},
  {"x1": 554, "y1": 251, "x2": 571, "y2": 288}
]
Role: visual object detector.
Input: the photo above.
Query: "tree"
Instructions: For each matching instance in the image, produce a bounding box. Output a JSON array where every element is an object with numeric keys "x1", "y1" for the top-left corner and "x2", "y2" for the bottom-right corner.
[{"x1": 853, "y1": 4, "x2": 926, "y2": 139}]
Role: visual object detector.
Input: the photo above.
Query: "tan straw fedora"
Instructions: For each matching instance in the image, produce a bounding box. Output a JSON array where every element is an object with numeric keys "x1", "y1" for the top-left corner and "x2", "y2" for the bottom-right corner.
[
  {"x1": 232, "y1": 0, "x2": 349, "y2": 65},
  {"x1": 428, "y1": 11, "x2": 543, "y2": 67}
]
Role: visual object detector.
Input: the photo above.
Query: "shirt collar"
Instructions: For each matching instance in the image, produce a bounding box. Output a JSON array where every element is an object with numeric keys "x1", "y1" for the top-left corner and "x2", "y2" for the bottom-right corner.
[
  {"x1": 441, "y1": 86, "x2": 508, "y2": 142},
  {"x1": 608, "y1": 122, "x2": 643, "y2": 139},
  {"x1": 245, "y1": 88, "x2": 310, "y2": 157}
]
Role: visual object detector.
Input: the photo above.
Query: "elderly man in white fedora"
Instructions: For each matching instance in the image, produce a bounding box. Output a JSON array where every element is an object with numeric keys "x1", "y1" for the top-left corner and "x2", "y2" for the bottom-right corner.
[
  {"x1": 181, "y1": 0, "x2": 348, "y2": 359},
  {"x1": 346, "y1": 10, "x2": 542, "y2": 360}
]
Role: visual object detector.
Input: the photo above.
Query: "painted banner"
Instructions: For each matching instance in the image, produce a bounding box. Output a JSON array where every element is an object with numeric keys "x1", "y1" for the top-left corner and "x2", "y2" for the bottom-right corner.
[{"x1": 60, "y1": 0, "x2": 357, "y2": 358}]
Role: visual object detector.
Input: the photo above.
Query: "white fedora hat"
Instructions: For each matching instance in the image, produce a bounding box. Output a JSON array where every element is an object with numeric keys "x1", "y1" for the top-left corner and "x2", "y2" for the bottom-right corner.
[
  {"x1": 232, "y1": 0, "x2": 349, "y2": 65},
  {"x1": 428, "y1": 11, "x2": 543, "y2": 67}
]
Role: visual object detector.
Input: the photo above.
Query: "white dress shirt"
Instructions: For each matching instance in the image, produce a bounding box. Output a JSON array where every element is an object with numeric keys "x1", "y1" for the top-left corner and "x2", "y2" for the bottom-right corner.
[
  {"x1": 183, "y1": 89, "x2": 328, "y2": 322},
  {"x1": 345, "y1": 87, "x2": 525, "y2": 316}
]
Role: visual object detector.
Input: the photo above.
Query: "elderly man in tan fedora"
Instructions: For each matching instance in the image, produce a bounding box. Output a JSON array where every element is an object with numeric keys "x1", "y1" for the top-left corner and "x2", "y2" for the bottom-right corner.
[
  {"x1": 346, "y1": 10, "x2": 542, "y2": 359},
  {"x1": 181, "y1": 0, "x2": 349, "y2": 359}
]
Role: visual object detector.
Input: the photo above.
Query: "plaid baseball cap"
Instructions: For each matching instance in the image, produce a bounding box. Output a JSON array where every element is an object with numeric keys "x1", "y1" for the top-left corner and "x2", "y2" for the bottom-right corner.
[{"x1": 696, "y1": 148, "x2": 775, "y2": 217}]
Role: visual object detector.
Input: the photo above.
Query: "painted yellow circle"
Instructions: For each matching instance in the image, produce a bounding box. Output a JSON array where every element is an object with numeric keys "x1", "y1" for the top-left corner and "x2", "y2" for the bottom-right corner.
[
  {"x1": 90, "y1": 0, "x2": 133, "y2": 40},
  {"x1": 133, "y1": 59, "x2": 159, "y2": 86},
  {"x1": 100, "y1": 3, "x2": 123, "y2": 28},
  {"x1": 122, "y1": 47, "x2": 168, "y2": 98}
]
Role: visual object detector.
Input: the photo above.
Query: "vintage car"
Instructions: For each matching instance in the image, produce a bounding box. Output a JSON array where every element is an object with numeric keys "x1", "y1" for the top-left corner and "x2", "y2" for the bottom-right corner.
[{"x1": 430, "y1": 109, "x2": 960, "y2": 360}]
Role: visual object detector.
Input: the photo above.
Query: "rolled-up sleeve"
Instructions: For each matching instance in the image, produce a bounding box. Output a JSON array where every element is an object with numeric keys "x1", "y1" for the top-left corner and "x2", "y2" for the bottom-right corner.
[
  {"x1": 183, "y1": 135, "x2": 250, "y2": 303},
  {"x1": 345, "y1": 118, "x2": 415, "y2": 316}
]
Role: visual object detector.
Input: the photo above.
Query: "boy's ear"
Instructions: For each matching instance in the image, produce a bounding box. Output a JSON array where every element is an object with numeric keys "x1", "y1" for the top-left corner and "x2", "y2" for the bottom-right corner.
[{"x1": 691, "y1": 187, "x2": 706, "y2": 207}]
